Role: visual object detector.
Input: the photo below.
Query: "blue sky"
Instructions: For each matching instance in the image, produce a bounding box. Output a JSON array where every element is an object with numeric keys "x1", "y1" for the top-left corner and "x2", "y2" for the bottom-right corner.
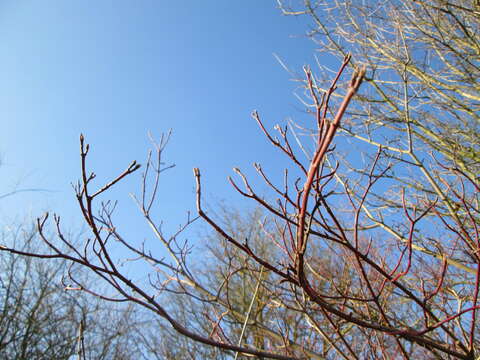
[{"x1": 0, "y1": 2, "x2": 327, "y2": 245}]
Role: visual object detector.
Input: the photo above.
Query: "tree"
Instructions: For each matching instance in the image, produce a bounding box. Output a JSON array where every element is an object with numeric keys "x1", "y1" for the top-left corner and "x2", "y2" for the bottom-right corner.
[
  {"x1": 274, "y1": 0, "x2": 480, "y2": 356},
  {"x1": 147, "y1": 206, "x2": 325, "y2": 359},
  {"x1": 0, "y1": 222, "x2": 142, "y2": 360},
  {"x1": 1, "y1": 1, "x2": 479, "y2": 359},
  {"x1": 275, "y1": 0, "x2": 479, "y2": 244}
]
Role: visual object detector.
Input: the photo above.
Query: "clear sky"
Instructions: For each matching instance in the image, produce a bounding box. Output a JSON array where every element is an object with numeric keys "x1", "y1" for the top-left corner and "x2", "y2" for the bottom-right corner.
[{"x1": 0, "y1": 2, "x2": 327, "y2": 246}]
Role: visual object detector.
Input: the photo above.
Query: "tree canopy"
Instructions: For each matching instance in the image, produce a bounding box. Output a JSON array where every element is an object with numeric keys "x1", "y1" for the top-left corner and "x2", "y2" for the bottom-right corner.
[{"x1": 0, "y1": 1, "x2": 479, "y2": 359}]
